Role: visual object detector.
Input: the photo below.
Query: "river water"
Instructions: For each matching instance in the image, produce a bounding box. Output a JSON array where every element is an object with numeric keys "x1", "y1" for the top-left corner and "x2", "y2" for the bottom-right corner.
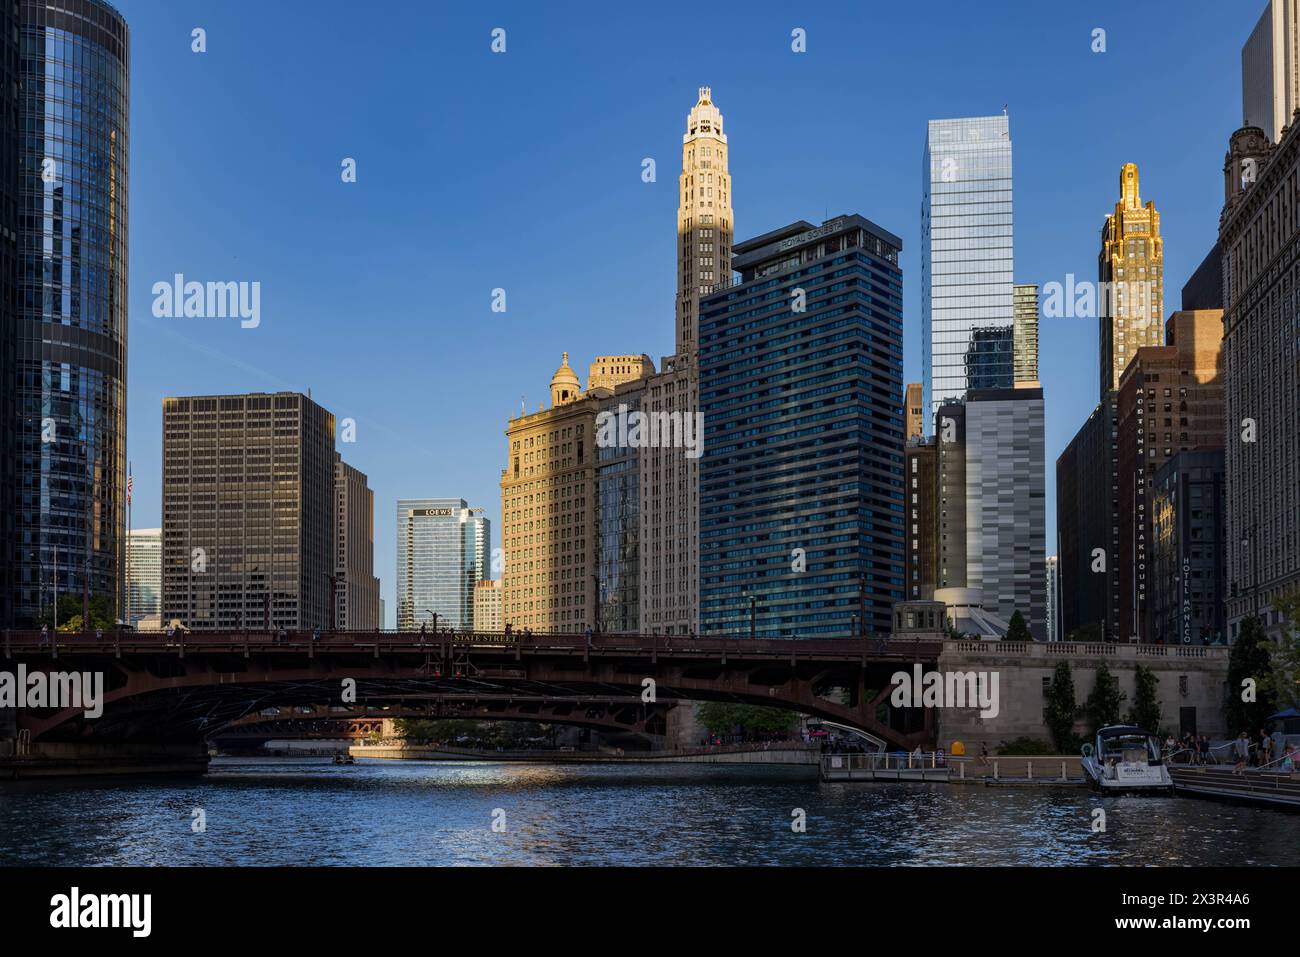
[{"x1": 0, "y1": 757, "x2": 1295, "y2": 866}]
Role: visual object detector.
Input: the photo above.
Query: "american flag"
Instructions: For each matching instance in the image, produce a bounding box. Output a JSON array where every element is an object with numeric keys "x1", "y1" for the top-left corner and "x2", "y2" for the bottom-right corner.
[{"x1": 127, "y1": 468, "x2": 132, "y2": 504}]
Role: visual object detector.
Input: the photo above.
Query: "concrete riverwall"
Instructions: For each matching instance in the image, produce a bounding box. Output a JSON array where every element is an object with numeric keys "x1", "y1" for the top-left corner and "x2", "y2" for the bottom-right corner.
[
  {"x1": 351, "y1": 743, "x2": 818, "y2": 765},
  {"x1": 935, "y1": 641, "x2": 1229, "y2": 751}
]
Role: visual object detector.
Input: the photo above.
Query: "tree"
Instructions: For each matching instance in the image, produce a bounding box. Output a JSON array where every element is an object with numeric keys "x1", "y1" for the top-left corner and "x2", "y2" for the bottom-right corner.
[
  {"x1": 39, "y1": 593, "x2": 114, "y2": 632},
  {"x1": 1126, "y1": 664, "x2": 1161, "y2": 732},
  {"x1": 1084, "y1": 662, "x2": 1126, "y2": 733},
  {"x1": 1006, "y1": 610, "x2": 1032, "y2": 643},
  {"x1": 1044, "y1": 661, "x2": 1079, "y2": 753},
  {"x1": 1226, "y1": 614, "x2": 1276, "y2": 734},
  {"x1": 696, "y1": 703, "x2": 796, "y2": 735},
  {"x1": 1066, "y1": 621, "x2": 1103, "y2": 644},
  {"x1": 1264, "y1": 591, "x2": 1300, "y2": 711}
]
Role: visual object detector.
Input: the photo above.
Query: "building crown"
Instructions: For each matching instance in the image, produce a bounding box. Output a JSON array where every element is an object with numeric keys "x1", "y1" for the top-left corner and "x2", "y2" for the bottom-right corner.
[
  {"x1": 550, "y1": 352, "x2": 581, "y2": 406},
  {"x1": 685, "y1": 85, "x2": 725, "y2": 142}
]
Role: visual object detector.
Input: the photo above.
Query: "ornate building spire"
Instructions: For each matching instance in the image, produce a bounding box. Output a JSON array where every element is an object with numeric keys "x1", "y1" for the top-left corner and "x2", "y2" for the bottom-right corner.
[{"x1": 676, "y1": 87, "x2": 733, "y2": 360}]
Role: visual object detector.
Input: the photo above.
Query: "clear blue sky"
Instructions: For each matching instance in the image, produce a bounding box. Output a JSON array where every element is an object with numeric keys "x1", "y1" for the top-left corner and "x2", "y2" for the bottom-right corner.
[{"x1": 118, "y1": 0, "x2": 1249, "y2": 626}]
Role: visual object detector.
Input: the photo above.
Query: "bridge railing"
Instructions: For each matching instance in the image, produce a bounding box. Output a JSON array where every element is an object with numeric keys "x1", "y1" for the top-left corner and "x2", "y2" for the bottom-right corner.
[
  {"x1": 821, "y1": 751, "x2": 951, "y2": 772},
  {"x1": 820, "y1": 752, "x2": 1087, "y2": 781},
  {"x1": 0, "y1": 628, "x2": 946, "y2": 658}
]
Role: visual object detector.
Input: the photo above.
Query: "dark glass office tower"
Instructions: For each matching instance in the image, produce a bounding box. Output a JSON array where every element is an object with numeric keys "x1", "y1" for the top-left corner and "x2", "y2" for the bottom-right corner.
[
  {"x1": 699, "y1": 215, "x2": 905, "y2": 638},
  {"x1": 0, "y1": 3, "x2": 20, "y2": 626},
  {"x1": 11, "y1": 0, "x2": 129, "y2": 626}
]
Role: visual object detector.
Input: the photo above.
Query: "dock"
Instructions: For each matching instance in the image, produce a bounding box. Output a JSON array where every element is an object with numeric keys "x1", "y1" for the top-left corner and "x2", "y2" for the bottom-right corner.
[{"x1": 1169, "y1": 765, "x2": 1300, "y2": 809}]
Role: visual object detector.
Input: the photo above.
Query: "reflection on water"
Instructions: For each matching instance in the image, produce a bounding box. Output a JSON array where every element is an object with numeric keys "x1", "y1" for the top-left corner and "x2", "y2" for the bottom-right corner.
[{"x1": 0, "y1": 757, "x2": 1294, "y2": 866}]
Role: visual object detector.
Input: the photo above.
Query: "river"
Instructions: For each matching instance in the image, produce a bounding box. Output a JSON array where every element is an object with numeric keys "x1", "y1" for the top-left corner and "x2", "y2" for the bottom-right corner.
[{"x1": 0, "y1": 757, "x2": 1295, "y2": 866}]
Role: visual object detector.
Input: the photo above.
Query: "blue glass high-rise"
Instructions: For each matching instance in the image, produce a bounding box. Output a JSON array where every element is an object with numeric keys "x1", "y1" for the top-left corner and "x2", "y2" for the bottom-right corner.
[
  {"x1": 921, "y1": 115, "x2": 1013, "y2": 422},
  {"x1": 698, "y1": 215, "x2": 904, "y2": 638},
  {"x1": 10, "y1": 0, "x2": 130, "y2": 626}
]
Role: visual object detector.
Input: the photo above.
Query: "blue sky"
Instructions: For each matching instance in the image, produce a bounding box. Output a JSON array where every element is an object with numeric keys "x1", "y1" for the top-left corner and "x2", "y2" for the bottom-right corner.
[{"x1": 117, "y1": 0, "x2": 1249, "y2": 626}]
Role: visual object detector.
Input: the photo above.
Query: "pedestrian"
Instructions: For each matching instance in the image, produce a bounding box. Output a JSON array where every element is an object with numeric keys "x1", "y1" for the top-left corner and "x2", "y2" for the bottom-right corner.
[
  {"x1": 584, "y1": 625, "x2": 592, "y2": 649},
  {"x1": 1260, "y1": 729, "x2": 1274, "y2": 767},
  {"x1": 1233, "y1": 731, "x2": 1250, "y2": 772},
  {"x1": 312, "y1": 628, "x2": 320, "y2": 643},
  {"x1": 979, "y1": 741, "x2": 990, "y2": 767},
  {"x1": 40, "y1": 623, "x2": 48, "y2": 645},
  {"x1": 1282, "y1": 744, "x2": 1296, "y2": 773}
]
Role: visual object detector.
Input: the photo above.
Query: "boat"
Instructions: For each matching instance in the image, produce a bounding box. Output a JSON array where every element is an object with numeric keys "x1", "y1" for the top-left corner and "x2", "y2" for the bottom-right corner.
[
  {"x1": 333, "y1": 753, "x2": 355, "y2": 765},
  {"x1": 1080, "y1": 725, "x2": 1172, "y2": 792}
]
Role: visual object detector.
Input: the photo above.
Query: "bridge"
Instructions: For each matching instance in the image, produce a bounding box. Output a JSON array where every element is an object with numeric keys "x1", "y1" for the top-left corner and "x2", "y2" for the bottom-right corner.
[{"x1": 0, "y1": 629, "x2": 942, "y2": 774}]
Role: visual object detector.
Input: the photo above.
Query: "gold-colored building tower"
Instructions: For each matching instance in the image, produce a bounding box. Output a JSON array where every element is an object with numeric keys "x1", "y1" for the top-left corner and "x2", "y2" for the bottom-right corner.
[{"x1": 1099, "y1": 163, "x2": 1164, "y2": 397}]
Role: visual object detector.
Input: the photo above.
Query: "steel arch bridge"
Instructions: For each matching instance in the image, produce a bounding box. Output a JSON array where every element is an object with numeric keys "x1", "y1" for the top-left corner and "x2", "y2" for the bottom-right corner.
[{"x1": 1, "y1": 630, "x2": 941, "y2": 751}]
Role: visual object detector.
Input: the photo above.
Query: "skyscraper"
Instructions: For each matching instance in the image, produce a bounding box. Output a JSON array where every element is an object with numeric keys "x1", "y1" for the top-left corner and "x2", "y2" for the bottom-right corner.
[
  {"x1": 1099, "y1": 164, "x2": 1165, "y2": 397},
  {"x1": 675, "y1": 87, "x2": 733, "y2": 361},
  {"x1": 8, "y1": 0, "x2": 130, "y2": 627},
  {"x1": 335, "y1": 454, "x2": 380, "y2": 630},
  {"x1": 1222, "y1": 123, "x2": 1300, "y2": 641},
  {"x1": 905, "y1": 436, "x2": 938, "y2": 601},
  {"x1": 501, "y1": 355, "x2": 648, "y2": 632},
  {"x1": 921, "y1": 115, "x2": 1013, "y2": 420},
  {"x1": 1149, "y1": 450, "x2": 1227, "y2": 645},
  {"x1": 964, "y1": 386, "x2": 1047, "y2": 638},
  {"x1": 1114, "y1": 310, "x2": 1224, "y2": 642},
  {"x1": 396, "y1": 498, "x2": 489, "y2": 632},
  {"x1": 162, "y1": 392, "x2": 336, "y2": 630},
  {"x1": 125, "y1": 527, "x2": 161, "y2": 626},
  {"x1": 1058, "y1": 396, "x2": 1119, "y2": 642},
  {"x1": 639, "y1": 87, "x2": 734, "y2": 635},
  {"x1": 699, "y1": 215, "x2": 904, "y2": 638},
  {"x1": 1242, "y1": 0, "x2": 1300, "y2": 144},
  {"x1": 596, "y1": 376, "x2": 649, "y2": 633}
]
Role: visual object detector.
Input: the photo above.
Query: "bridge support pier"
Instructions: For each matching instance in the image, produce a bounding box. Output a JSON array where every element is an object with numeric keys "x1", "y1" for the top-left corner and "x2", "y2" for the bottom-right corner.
[{"x1": 0, "y1": 740, "x2": 210, "y2": 780}]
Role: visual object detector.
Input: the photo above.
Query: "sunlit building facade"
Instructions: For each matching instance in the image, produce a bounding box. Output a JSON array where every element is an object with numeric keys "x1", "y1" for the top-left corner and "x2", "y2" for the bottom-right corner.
[
  {"x1": 1013, "y1": 283, "x2": 1039, "y2": 384},
  {"x1": 1099, "y1": 163, "x2": 1165, "y2": 397},
  {"x1": 125, "y1": 527, "x2": 161, "y2": 625}
]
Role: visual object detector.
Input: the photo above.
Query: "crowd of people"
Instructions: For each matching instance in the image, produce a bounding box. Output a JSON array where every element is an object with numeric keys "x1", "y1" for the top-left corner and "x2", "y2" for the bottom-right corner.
[
  {"x1": 1162, "y1": 732, "x2": 1214, "y2": 765},
  {"x1": 1227, "y1": 727, "x2": 1298, "y2": 772}
]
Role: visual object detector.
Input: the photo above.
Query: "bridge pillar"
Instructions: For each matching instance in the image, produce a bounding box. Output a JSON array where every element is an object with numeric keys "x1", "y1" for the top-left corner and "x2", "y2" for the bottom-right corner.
[{"x1": 0, "y1": 740, "x2": 210, "y2": 780}]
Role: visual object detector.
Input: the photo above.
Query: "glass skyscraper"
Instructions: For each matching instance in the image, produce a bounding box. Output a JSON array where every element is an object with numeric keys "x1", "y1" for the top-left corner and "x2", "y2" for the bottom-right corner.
[
  {"x1": 396, "y1": 499, "x2": 489, "y2": 631},
  {"x1": 7, "y1": 0, "x2": 130, "y2": 626},
  {"x1": 921, "y1": 115, "x2": 1013, "y2": 422},
  {"x1": 596, "y1": 391, "x2": 641, "y2": 633},
  {"x1": 699, "y1": 215, "x2": 905, "y2": 638}
]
